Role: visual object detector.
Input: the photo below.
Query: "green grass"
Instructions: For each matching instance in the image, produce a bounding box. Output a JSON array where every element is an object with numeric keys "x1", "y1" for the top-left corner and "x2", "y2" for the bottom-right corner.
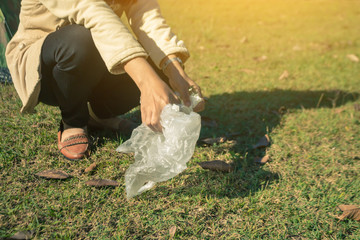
[
  {"x1": 1, "y1": 0, "x2": 360, "y2": 239},
  {"x1": 0, "y1": 44, "x2": 7, "y2": 67}
]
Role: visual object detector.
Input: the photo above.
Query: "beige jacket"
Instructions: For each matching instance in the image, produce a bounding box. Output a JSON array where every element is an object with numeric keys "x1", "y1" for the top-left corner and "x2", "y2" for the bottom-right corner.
[{"x1": 5, "y1": 0, "x2": 189, "y2": 113}]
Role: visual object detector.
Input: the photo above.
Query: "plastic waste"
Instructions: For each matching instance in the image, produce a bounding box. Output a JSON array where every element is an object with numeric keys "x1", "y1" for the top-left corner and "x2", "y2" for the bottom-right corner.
[{"x1": 116, "y1": 94, "x2": 202, "y2": 199}]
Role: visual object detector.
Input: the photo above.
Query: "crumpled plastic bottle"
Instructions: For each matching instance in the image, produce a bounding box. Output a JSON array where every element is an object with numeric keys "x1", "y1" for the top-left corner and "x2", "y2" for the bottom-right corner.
[{"x1": 116, "y1": 94, "x2": 202, "y2": 199}]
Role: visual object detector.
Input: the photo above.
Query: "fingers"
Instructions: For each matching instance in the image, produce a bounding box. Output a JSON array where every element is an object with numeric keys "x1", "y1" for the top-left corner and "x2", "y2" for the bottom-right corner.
[
  {"x1": 187, "y1": 84, "x2": 205, "y2": 112},
  {"x1": 179, "y1": 88, "x2": 191, "y2": 107},
  {"x1": 140, "y1": 90, "x2": 177, "y2": 132},
  {"x1": 193, "y1": 98, "x2": 205, "y2": 112},
  {"x1": 141, "y1": 105, "x2": 163, "y2": 132}
]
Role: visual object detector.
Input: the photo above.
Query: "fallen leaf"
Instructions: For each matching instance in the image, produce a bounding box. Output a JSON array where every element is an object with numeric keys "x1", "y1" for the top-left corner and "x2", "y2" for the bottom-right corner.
[
  {"x1": 347, "y1": 54, "x2": 359, "y2": 62},
  {"x1": 222, "y1": 139, "x2": 238, "y2": 147},
  {"x1": 337, "y1": 205, "x2": 360, "y2": 221},
  {"x1": 354, "y1": 103, "x2": 360, "y2": 111},
  {"x1": 278, "y1": 106, "x2": 287, "y2": 114},
  {"x1": 292, "y1": 45, "x2": 302, "y2": 51},
  {"x1": 338, "y1": 205, "x2": 359, "y2": 211},
  {"x1": 252, "y1": 134, "x2": 270, "y2": 149},
  {"x1": 200, "y1": 136, "x2": 227, "y2": 145},
  {"x1": 85, "y1": 179, "x2": 120, "y2": 187},
  {"x1": 201, "y1": 116, "x2": 218, "y2": 128},
  {"x1": 217, "y1": 44, "x2": 230, "y2": 48},
  {"x1": 198, "y1": 160, "x2": 234, "y2": 172},
  {"x1": 84, "y1": 162, "x2": 97, "y2": 173},
  {"x1": 334, "y1": 108, "x2": 345, "y2": 114},
  {"x1": 286, "y1": 235, "x2": 304, "y2": 240},
  {"x1": 240, "y1": 36, "x2": 248, "y2": 44},
  {"x1": 35, "y1": 170, "x2": 70, "y2": 180},
  {"x1": 254, "y1": 55, "x2": 267, "y2": 62},
  {"x1": 9, "y1": 230, "x2": 34, "y2": 240},
  {"x1": 279, "y1": 70, "x2": 289, "y2": 80},
  {"x1": 169, "y1": 226, "x2": 177, "y2": 238},
  {"x1": 240, "y1": 68, "x2": 255, "y2": 74},
  {"x1": 254, "y1": 155, "x2": 271, "y2": 164}
]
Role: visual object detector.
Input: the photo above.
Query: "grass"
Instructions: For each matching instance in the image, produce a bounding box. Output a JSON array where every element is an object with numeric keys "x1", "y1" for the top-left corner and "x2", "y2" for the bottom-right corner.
[{"x1": 1, "y1": 0, "x2": 360, "y2": 239}]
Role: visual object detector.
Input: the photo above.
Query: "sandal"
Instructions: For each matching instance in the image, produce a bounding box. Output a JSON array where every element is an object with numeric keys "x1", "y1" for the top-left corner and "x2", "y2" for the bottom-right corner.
[{"x1": 57, "y1": 121, "x2": 90, "y2": 160}]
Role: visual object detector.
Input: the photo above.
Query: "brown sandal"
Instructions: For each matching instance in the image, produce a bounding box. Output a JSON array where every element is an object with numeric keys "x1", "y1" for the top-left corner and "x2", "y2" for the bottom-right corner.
[{"x1": 57, "y1": 122, "x2": 89, "y2": 160}]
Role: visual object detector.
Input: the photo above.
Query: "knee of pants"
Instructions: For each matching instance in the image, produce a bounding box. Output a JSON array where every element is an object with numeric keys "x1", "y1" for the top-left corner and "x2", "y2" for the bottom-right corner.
[{"x1": 45, "y1": 25, "x2": 104, "y2": 73}]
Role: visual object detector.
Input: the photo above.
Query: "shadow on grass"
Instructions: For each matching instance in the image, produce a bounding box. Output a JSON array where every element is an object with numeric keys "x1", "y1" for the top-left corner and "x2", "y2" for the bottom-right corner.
[
  {"x1": 200, "y1": 89, "x2": 359, "y2": 141},
  {"x1": 165, "y1": 89, "x2": 359, "y2": 199},
  {"x1": 91, "y1": 89, "x2": 359, "y2": 199}
]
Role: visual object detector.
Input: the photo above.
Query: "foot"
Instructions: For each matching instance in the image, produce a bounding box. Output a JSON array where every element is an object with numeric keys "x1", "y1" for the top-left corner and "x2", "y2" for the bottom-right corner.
[
  {"x1": 58, "y1": 121, "x2": 89, "y2": 160},
  {"x1": 61, "y1": 122, "x2": 87, "y2": 142}
]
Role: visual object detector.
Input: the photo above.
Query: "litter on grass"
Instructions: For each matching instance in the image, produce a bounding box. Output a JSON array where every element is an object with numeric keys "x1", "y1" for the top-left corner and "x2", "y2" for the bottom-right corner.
[{"x1": 117, "y1": 94, "x2": 202, "y2": 199}]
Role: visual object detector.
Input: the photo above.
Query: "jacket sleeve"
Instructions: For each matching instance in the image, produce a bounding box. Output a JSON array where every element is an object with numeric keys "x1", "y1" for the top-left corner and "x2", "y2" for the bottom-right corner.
[
  {"x1": 125, "y1": 0, "x2": 190, "y2": 69},
  {"x1": 39, "y1": 0, "x2": 148, "y2": 74}
]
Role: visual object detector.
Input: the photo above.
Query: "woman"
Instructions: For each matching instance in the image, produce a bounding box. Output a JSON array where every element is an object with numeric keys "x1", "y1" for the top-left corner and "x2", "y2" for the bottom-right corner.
[{"x1": 6, "y1": 0, "x2": 204, "y2": 160}]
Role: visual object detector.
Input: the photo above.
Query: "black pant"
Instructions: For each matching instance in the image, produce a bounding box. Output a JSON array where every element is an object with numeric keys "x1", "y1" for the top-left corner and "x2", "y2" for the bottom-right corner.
[{"x1": 39, "y1": 25, "x2": 166, "y2": 128}]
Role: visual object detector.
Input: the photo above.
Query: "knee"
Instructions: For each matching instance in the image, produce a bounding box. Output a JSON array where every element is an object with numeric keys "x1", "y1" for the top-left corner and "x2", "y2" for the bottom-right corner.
[
  {"x1": 63, "y1": 25, "x2": 95, "y2": 56},
  {"x1": 54, "y1": 25, "x2": 102, "y2": 71}
]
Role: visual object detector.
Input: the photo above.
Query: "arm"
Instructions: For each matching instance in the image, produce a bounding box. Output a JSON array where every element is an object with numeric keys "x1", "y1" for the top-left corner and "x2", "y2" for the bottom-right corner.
[
  {"x1": 125, "y1": 0, "x2": 189, "y2": 69},
  {"x1": 40, "y1": 0, "x2": 148, "y2": 74},
  {"x1": 124, "y1": 57, "x2": 179, "y2": 132},
  {"x1": 161, "y1": 54, "x2": 205, "y2": 112},
  {"x1": 126, "y1": 0, "x2": 205, "y2": 111}
]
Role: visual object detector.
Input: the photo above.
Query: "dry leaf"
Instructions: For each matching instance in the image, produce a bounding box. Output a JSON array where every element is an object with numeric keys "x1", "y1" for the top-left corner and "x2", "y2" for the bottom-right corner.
[
  {"x1": 84, "y1": 162, "x2": 97, "y2": 173},
  {"x1": 287, "y1": 235, "x2": 304, "y2": 240},
  {"x1": 337, "y1": 205, "x2": 360, "y2": 221},
  {"x1": 254, "y1": 155, "x2": 271, "y2": 164},
  {"x1": 9, "y1": 230, "x2": 34, "y2": 240},
  {"x1": 169, "y1": 226, "x2": 177, "y2": 238},
  {"x1": 198, "y1": 160, "x2": 234, "y2": 172},
  {"x1": 279, "y1": 70, "x2": 289, "y2": 80},
  {"x1": 200, "y1": 136, "x2": 227, "y2": 145},
  {"x1": 201, "y1": 116, "x2": 218, "y2": 128},
  {"x1": 35, "y1": 170, "x2": 70, "y2": 180},
  {"x1": 338, "y1": 205, "x2": 359, "y2": 211},
  {"x1": 240, "y1": 36, "x2": 248, "y2": 44},
  {"x1": 334, "y1": 108, "x2": 345, "y2": 114},
  {"x1": 354, "y1": 103, "x2": 360, "y2": 112},
  {"x1": 240, "y1": 68, "x2": 255, "y2": 74},
  {"x1": 85, "y1": 179, "x2": 120, "y2": 187},
  {"x1": 254, "y1": 55, "x2": 267, "y2": 62},
  {"x1": 217, "y1": 44, "x2": 230, "y2": 49},
  {"x1": 347, "y1": 54, "x2": 359, "y2": 62},
  {"x1": 252, "y1": 134, "x2": 270, "y2": 149},
  {"x1": 278, "y1": 106, "x2": 287, "y2": 114},
  {"x1": 292, "y1": 45, "x2": 302, "y2": 51}
]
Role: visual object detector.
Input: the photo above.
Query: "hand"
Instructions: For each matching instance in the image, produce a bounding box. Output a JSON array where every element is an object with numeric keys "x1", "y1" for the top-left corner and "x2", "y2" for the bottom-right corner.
[
  {"x1": 124, "y1": 57, "x2": 179, "y2": 132},
  {"x1": 162, "y1": 55, "x2": 205, "y2": 112},
  {"x1": 139, "y1": 77, "x2": 179, "y2": 132}
]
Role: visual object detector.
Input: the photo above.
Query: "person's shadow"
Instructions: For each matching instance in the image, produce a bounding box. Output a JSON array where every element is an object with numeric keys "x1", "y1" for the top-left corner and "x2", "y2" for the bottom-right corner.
[
  {"x1": 92, "y1": 89, "x2": 359, "y2": 199},
  {"x1": 152, "y1": 89, "x2": 359, "y2": 199}
]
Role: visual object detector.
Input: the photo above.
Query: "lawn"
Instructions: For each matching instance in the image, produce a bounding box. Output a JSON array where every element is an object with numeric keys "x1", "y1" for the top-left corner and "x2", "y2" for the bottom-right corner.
[{"x1": 1, "y1": 0, "x2": 360, "y2": 239}]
